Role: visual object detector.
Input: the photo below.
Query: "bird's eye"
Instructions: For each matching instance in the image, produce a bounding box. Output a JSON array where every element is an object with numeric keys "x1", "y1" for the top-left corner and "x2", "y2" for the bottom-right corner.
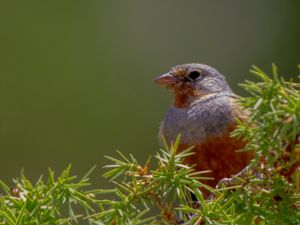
[{"x1": 188, "y1": 71, "x2": 201, "y2": 80}]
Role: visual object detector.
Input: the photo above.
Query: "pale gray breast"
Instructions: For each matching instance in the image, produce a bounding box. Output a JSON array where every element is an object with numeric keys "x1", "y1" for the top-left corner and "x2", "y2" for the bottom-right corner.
[{"x1": 161, "y1": 94, "x2": 234, "y2": 145}]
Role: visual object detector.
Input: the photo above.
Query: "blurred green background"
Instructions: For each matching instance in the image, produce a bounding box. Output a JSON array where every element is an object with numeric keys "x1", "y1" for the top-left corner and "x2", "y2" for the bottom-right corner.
[{"x1": 0, "y1": 1, "x2": 299, "y2": 185}]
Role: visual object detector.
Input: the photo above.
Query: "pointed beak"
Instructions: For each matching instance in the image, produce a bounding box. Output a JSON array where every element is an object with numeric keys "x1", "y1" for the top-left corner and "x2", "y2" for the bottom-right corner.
[{"x1": 154, "y1": 73, "x2": 177, "y2": 86}]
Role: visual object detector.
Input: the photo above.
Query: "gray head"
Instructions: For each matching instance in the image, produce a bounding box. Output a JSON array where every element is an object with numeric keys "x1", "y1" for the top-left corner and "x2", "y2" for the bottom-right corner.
[{"x1": 154, "y1": 63, "x2": 233, "y2": 108}]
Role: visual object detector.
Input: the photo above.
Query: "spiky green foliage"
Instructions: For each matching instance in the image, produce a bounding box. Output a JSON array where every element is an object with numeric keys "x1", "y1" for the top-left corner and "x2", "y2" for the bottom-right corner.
[
  {"x1": 0, "y1": 165, "x2": 98, "y2": 225},
  {"x1": 0, "y1": 65, "x2": 299, "y2": 225},
  {"x1": 92, "y1": 137, "x2": 213, "y2": 225}
]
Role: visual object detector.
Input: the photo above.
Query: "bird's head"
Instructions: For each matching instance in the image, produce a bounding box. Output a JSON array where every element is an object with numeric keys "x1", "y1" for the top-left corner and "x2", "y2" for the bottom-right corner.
[{"x1": 154, "y1": 63, "x2": 232, "y2": 108}]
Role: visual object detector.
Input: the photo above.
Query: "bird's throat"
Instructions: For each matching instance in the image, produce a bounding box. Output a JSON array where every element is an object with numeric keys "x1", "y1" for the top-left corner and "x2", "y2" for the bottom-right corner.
[
  {"x1": 172, "y1": 87, "x2": 205, "y2": 108},
  {"x1": 173, "y1": 93, "x2": 190, "y2": 108}
]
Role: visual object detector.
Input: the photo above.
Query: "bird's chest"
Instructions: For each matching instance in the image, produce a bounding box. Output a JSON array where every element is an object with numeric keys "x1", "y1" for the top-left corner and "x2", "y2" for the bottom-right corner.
[{"x1": 161, "y1": 97, "x2": 234, "y2": 145}]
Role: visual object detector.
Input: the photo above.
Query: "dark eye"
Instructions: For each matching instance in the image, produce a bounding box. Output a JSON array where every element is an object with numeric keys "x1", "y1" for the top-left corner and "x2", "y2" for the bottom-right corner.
[{"x1": 188, "y1": 71, "x2": 201, "y2": 80}]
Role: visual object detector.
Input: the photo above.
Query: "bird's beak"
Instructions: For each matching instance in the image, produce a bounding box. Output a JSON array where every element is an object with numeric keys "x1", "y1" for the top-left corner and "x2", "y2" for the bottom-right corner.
[{"x1": 154, "y1": 73, "x2": 177, "y2": 86}]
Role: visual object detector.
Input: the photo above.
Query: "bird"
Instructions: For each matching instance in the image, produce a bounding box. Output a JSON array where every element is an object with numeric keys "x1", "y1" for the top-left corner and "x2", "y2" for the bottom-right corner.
[{"x1": 154, "y1": 63, "x2": 254, "y2": 193}]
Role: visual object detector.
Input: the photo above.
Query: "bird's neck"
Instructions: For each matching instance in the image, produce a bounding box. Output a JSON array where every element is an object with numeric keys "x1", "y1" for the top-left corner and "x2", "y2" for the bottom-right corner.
[{"x1": 172, "y1": 91, "x2": 234, "y2": 108}]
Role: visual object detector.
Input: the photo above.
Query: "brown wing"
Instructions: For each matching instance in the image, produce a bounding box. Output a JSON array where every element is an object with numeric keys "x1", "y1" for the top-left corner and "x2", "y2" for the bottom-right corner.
[{"x1": 229, "y1": 95, "x2": 250, "y2": 123}]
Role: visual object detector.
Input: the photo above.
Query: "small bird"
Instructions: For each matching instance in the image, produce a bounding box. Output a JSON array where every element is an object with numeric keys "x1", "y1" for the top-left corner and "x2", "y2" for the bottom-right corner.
[{"x1": 154, "y1": 63, "x2": 254, "y2": 191}]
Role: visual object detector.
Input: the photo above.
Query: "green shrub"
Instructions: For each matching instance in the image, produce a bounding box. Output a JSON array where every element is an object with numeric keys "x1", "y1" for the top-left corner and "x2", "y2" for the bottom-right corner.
[{"x1": 1, "y1": 65, "x2": 299, "y2": 225}]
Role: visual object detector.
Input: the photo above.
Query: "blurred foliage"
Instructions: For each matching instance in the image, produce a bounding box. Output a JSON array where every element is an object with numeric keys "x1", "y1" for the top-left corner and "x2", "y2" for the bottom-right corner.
[
  {"x1": 0, "y1": 66, "x2": 299, "y2": 224},
  {"x1": 1, "y1": 1, "x2": 300, "y2": 185}
]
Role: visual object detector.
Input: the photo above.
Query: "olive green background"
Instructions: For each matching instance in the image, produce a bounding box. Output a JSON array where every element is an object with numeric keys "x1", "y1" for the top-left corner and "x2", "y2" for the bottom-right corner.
[{"x1": 0, "y1": 1, "x2": 299, "y2": 186}]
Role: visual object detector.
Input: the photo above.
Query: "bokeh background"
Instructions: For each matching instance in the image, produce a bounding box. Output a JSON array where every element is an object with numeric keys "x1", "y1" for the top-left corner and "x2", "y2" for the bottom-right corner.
[{"x1": 0, "y1": 1, "x2": 299, "y2": 186}]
